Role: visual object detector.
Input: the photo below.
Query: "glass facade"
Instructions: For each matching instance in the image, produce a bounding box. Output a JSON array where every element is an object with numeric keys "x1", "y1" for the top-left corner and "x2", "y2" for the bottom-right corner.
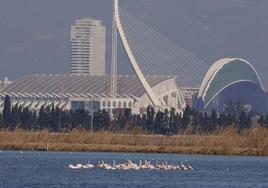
[
  {"x1": 71, "y1": 101, "x2": 100, "y2": 112},
  {"x1": 205, "y1": 81, "x2": 267, "y2": 113}
]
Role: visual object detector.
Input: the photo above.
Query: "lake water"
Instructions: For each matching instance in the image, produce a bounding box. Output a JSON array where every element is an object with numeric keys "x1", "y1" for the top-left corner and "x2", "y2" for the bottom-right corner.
[{"x1": 0, "y1": 151, "x2": 267, "y2": 188}]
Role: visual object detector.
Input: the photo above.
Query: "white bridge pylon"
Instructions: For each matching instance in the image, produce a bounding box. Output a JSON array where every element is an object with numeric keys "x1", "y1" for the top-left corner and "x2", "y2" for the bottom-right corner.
[{"x1": 114, "y1": 0, "x2": 162, "y2": 107}]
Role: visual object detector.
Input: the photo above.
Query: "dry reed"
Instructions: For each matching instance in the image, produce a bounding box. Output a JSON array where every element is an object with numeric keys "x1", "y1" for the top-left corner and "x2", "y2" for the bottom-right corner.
[{"x1": 0, "y1": 127, "x2": 267, "y2": 156}]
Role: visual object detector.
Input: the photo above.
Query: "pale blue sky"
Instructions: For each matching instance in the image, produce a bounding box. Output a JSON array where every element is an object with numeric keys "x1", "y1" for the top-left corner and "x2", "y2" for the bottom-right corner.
[{"x1": 0, "y1": 0, "x2": 267, "y2": 88}]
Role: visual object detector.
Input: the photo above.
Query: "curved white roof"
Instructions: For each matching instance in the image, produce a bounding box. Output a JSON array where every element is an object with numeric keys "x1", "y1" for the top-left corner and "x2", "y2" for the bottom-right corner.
[
  {"x1": 198, "y1": 58, "x2": 264, "y2": 108},
  {"x1": 1, "y1": 74, "x2": 176, "y2": 98},
  {"x1": 198, "y1": 58, "x2": 264, "y2": 99}
]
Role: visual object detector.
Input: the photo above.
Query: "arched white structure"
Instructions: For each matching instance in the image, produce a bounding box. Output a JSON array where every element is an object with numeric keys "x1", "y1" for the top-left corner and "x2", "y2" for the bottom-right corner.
[
  {"x1": 198, "y1": 58, "x2": 264, "y2": 99},
  {"x1": 114, "y1": 0, "x2": 161, "y2": 107},
  {"x1": 138, "y1": 77, "x2": 186, "y2": 111},
  {"x1": 198, "y1": 58, "x2": 265, "y2": 109}
]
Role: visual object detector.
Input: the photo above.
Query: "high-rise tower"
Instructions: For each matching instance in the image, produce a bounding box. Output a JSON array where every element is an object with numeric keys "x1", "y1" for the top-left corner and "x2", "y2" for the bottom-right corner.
[{"x1": 70, "y1": 17, "x2": 106, "y2": 76}]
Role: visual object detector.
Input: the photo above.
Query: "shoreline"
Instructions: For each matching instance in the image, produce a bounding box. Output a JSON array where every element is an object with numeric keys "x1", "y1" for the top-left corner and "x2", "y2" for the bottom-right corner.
[
  {"x1": 0, "y1": 143, "x2": 267, "y2": 157},
  {"x1": 0, "y1": 128, "x2": 268, "y2": 156}
]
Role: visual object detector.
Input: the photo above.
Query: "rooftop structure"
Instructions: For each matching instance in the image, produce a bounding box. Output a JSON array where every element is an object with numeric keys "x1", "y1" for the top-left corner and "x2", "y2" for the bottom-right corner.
[
  {"x1": 0, "y1": 77, "x2": 12, "y2": 91},
  {"x1": 0, "y1": 74, "x2": 185, "y2": 114}
]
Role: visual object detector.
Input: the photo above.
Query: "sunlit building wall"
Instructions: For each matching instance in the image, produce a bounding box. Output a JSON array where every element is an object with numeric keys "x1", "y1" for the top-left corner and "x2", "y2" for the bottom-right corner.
[{"x1": 70, "y1": 17, "x2": 106, "y2": 76}]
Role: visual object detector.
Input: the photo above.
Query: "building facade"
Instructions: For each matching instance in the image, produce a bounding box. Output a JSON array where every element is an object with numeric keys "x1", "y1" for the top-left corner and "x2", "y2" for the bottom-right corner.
[
  {"x1": 70, "y1": 17, "x2": 106, "y2": 76},
  {"x1": 180, "y1": 87, "x2": 200, "y2": 107},
  {"x1": 0, "y1": 74, "x2": 185, "y2": 115}
]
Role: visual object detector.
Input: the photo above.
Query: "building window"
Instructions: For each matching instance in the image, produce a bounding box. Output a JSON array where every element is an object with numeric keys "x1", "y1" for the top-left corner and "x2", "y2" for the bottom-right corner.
[
  {"x1": 102, "y1": 101, "x2": 106, "y2": 107},
  {"x1": 113, "y1": 101, "x2": 116, "y2": 108}
]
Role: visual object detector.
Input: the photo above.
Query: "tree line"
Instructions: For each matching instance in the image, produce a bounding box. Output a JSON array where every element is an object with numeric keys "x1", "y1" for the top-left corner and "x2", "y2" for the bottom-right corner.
[{"x1": 1, "y1": 95, "x2": 268, "y2": 134}]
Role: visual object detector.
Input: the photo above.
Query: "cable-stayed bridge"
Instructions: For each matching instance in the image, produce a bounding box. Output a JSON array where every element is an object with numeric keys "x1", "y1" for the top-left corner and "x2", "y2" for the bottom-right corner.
[{"x1": 112, "y1": 0, "x2": 209, "y2": 106}]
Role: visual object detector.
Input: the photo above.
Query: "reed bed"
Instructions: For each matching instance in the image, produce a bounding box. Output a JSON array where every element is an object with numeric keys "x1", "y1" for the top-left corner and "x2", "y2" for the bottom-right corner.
[{"x1": 0, "y1": 127, "x2": 267, "y2": 156}]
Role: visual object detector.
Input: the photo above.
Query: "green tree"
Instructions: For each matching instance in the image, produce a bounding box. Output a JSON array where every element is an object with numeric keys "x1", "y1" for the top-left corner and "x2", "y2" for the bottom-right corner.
[
  {"x1": 146, "y1": 105, "x2": 155, "y2": 133},
  {"x1": 197, "y1": 112, "x2": 204, "y2": 133},
  {"x1": 169, "y1": 108, "x2": 177, "y2": 134},
  {"x1": 53, "y1": 106, "x2": 62, "y2": 132},
  {"x1": 154, "y1": 110, "x2": 164, "y2": 134},
  {"x1": 91, "y1": 109, "x2": 110, "y2": 131},
  {"x1": 162, "y1": 109, "x2": 170, "y2": 134},
  {"x1": 38, "y1": 106, "x2": 46, "y2": 130},
  {"x1": 265, "y1": 115, "x2": 268, "y2": 128},
  {"x1": 3, "y1": 95, "x2": 12, "y2": 128},
  {"x1": 61, "y1": 110, "x2": 72, "y2": 132},
  {"x1": 209, "y1": 109, "x2": 218, "y2": 132},
  {"x1": 182, "y1": 105, "x2": 191, "y2": 130},
  {"x1": 218, "y1": 113, "x2": 228, "y2": 129},
  {"x1": 0, "y1": 113, "x2": 4, "y2": 128},
  {"x1": 21, "y1": 107, "x2": 32, "y2": 131},
  {"x1": 239, "y1": 111, "x2": 251, "y2": 130},
  {"x1": 203, "y1": 112, "x2": 210, "y2": 133},
  {"x1": 191, "y1": 109, "x2": 200, "y2": 133},
  {"x1": 11, "y1": 105, "x2": 21, "y2": 131},
  {"x1": 258, "y1": 114, "x2": 265, "y2": 127}
]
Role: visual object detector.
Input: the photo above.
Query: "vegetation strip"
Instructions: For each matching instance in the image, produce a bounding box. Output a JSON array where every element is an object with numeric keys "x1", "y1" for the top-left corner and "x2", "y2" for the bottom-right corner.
[{"x1": 0, "y1": 128, "x2": 267, "y2": 156}]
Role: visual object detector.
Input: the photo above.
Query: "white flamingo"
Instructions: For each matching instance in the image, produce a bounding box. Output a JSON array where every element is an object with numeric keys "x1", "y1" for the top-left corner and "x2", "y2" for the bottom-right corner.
[
  {"x1": 85, "y1": 161, "x2": 94, "y2": 169},
  {"x1": 181, "y1": 162, "x2": 188, "y2": 171},
  {"x1": 70, "y1": 160, "x2": 193, "y2": 171},
  {"x1": 68, "y1": 163, "x2": 83, "y2": 169}
]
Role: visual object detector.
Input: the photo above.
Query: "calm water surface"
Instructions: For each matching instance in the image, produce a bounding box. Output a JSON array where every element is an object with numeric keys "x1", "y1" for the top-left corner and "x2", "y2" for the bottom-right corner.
[{"x1": 0, "y1": 151, "x2": 267, "y2": 188}]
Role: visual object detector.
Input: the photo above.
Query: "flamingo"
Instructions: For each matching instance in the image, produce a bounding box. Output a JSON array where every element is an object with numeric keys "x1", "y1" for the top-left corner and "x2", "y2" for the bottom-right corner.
[
  {"x1": 98, "y1": 160, "x2": 107, "y2": 169},
  {"x1": 68, "y1": 164, "x2": 79, "y2": 169},
  {"x1": 69, "y1": 159, "x2": 193, "y2": 171},
  {"x1": 68, "y1": 163, "x2": 83, "y2": 169},
  {"x1": 147, "y1": 161, "x2": 155, "y2": 170},
  {"x1": 156, "y1": 161, "x2": 163, "y2": 170},
  {"x1": 85, "y1": 161, "x2": 94, "y2": 169},
  {"x1": 181, "y1": 162, "x2": 188, "y2": 171}
]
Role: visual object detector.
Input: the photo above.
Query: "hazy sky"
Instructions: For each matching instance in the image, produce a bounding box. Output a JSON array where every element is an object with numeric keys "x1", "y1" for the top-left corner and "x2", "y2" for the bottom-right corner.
[{"x1": 0, "y1": 0, "x2": 267, "y2": 88}]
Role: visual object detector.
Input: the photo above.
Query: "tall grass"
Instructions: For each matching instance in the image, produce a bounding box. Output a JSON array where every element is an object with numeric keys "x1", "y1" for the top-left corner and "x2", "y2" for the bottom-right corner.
[{"x1": 0, "y1": 127, "x2": 267, "y2": 156}]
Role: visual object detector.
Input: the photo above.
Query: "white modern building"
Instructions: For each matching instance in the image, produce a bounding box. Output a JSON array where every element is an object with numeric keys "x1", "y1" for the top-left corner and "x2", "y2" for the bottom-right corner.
[
  {"x1": 0, "y1": 74, "x2": 186, "y2": 115},
  {"x1": 180, "y1": 87, "x2": 200, "y2": 107},
  {"x1": 70, "y1": 17, "x2": 106, "y2": 76},
  {"x1": 196, "y1": 58, "x2": 267, "y2": 113}
]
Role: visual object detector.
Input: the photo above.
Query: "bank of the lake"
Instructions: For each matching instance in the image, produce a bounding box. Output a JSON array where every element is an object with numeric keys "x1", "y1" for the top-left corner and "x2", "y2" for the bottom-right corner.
[{"x1": 0, "y1": 127, "x2": 268, "y2": 156}]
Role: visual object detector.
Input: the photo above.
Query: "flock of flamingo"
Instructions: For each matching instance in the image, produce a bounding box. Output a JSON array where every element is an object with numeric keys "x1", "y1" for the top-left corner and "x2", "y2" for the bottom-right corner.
[{"x1": 68, "y1": 160, "x2": 193, "y2": 171}]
